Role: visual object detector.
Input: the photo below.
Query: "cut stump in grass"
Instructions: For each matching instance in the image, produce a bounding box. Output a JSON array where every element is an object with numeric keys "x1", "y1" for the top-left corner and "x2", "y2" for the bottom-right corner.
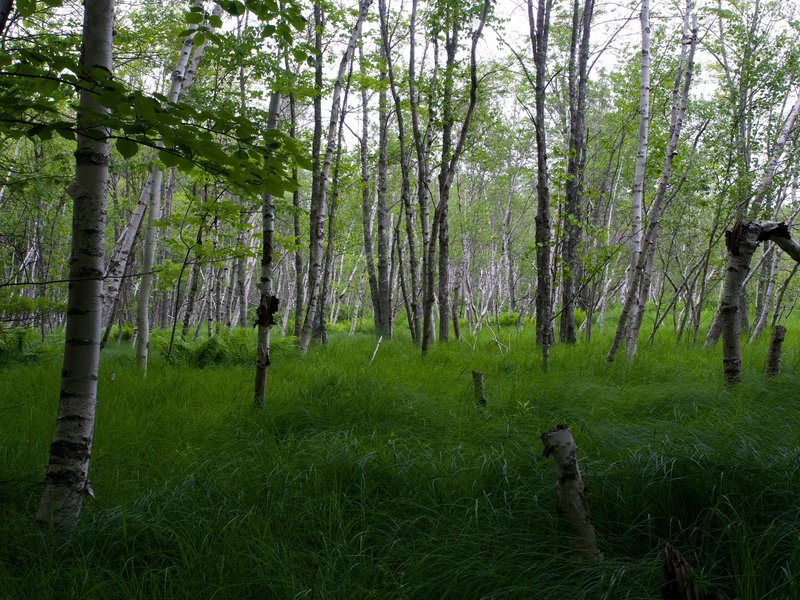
[
  {"x1": 471, "y1": 370, "x2": 486, "y2": 407},
  {"x1": 765, "y1": 325, "x2": 786, "y2": 376},
  {"x1": 661, "y1": 544, "x2": 725, "y2": 600},
  {"x1": 541, "y1": 425, "x2": 602, "y2": 562}
]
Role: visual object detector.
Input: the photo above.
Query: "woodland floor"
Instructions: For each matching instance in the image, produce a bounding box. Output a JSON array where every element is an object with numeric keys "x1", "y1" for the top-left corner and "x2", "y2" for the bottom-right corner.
[{"x1": 1, "y1": 320, "x2": 799, "y2": 599}]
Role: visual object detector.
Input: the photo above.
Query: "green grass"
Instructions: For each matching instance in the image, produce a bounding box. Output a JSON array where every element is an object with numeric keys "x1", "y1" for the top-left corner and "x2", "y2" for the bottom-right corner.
[{"x1": 1, "y1": 323, "x2": 799, "y2": 599}]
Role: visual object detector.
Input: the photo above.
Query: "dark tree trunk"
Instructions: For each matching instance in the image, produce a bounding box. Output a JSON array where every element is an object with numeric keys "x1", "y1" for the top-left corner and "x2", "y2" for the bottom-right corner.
[{"x1": 528, "y1": 0, "x2": 554, "y2": 369}]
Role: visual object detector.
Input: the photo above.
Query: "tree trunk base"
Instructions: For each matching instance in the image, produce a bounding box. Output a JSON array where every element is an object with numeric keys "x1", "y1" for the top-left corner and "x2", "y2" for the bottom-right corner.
[
  {"x1": 541, "y1": 425, "x2": 602, "y2": 562},
  {"x1": 765, "y1": 325, "x2": 786, "y2": 376}
]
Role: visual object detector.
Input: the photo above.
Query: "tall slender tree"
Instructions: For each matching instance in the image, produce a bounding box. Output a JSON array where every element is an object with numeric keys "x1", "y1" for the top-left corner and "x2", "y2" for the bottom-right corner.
[
  {"x1": 606, "y1": 0, "x2": 651, "y2": 362},
  {"x1": 528, "y1": 0, "x2": 554, "y2": 369},
  {"x1": 560, "y1": 0, "x2": 594, "y2": 343},
  {"x1": 37, "y1": 0, "x2": 115, "y2": 528},
  {"x1": 254, "y1": 92, "x2": 282, "y2": 408},
  {"x1": 299, "y1": 0, "x2": 372, "y2": 353}
]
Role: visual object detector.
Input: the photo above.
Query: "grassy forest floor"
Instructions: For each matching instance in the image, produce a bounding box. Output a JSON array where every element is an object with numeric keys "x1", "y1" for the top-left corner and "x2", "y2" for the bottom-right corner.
[{"x1": 1, "y1": 320, "x2": 799, "y2": 599}]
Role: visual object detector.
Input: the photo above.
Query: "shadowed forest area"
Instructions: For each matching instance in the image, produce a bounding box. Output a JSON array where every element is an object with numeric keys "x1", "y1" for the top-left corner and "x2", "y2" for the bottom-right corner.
[{"x1": 1, "y1": 0, "x2": 800, "y2": 597}]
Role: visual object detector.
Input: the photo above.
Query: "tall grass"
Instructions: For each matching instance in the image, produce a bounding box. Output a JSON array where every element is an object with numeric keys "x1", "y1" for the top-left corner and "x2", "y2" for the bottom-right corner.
[{"x1": 0, "y1": 322, "x2": 798, "y2": 598}]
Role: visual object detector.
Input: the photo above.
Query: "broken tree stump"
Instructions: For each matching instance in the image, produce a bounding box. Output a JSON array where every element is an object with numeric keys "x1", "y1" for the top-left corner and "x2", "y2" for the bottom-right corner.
[
  {"x1": 765, "y1": 325, "x2": 786, "y2": 377},
  {"x1": 661, "y1": 544, "x2": 725, "y2": 600},
  {"x1": 471, "y1": 370, "x2": 486, "y2": 407},
  {"x1": 541, "y1": 425, "x2": 602, "y2": 561}
]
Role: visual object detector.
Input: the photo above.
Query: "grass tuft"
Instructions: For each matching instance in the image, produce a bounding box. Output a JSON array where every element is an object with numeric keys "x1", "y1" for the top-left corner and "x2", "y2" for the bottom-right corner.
[{"x1": 1, "y1": 324, "x2": 798, "y2": 598}]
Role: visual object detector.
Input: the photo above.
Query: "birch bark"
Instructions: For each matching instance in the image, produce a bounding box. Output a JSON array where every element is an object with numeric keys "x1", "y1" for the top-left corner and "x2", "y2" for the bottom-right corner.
[
  {"x1": 433, "y1": 0, "x2": 490, "y2": 346},
  {"x1": 379, "y1": 0, "x2": 420, "y2": 343},
  {"x1": 560, "y1": 0, "x2": 594, "y2": 344},
  {"x1": 705, "y1": 89, "x2": 800, "y2": 347},
  {"x1": 298, "y1": 0, "x2": 371, "y2": 353},
  {"x1": 605, "y1": 0, "x2": 651, "y2": 361},
  {"x1": 721, "y1": 221, "x2": 800, "y2": 385},
  {"x1": 254, "y1": 92, "x2": 282, "y2": 408},
  {"x1": 624, "y1": 7, "x2": 697, "y2": 359},
  {"x1": 376, "y1": 43, "x2": 392, "y2": 337},
  {"x1": 135, "y1": 0, "x2": 212, "y2": 371},
  {"x1": 37, "y1": 0, "x2": 115, "y2": 528}
]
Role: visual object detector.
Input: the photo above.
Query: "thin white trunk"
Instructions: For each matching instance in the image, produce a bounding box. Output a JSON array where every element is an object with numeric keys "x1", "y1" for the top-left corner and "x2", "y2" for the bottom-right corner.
[
  {"x1": 254, "y1": 92, "x2": 282, "y2": 408},
  {"x1": 37, "y1": 0, "x2": 115, "y2": 528},
  {"x1": 299, "y1": 0, "x2": 372, "y2": 353},
  {"x1": 622, "y1": 0, "x2": 650, "y2": 326},
  {"x1": 135, "y1": 2, "x2": 212, "y2": 371},
  {"x1": 101, "y1": 172, "x2": 153, "y2": 327}
]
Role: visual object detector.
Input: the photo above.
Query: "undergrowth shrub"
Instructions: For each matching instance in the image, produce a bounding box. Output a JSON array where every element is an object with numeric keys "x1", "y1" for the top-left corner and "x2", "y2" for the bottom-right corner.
[
  {"x1": 0, "y1": 326, "x2": 55, "y2": 366},
  {"x1": 497, "y1": 311, "x2": 520, "y2": 327},
  {"x1": 149, "y1": 328, "x2": 297, "y2": 367}
]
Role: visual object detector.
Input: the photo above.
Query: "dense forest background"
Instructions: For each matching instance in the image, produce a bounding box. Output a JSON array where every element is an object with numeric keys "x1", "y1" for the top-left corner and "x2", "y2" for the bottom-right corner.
[
  {"x1": 4, "y1": 0, "x2": 800, "y2": 361},
  {"x1": 1, "y1": 0, "x2": 800, "y2": 597}
]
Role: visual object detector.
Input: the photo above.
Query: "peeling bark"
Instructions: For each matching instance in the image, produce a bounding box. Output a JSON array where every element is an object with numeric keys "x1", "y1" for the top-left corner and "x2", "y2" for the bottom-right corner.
[
  {"x1": 721, "y1": 221, "x2": 800, "y2": 385},
  {"x1": 541, "y1": 425, "x2": 602, "y2": 562},
  {"x1": 254, "y1": 92, "x2": 281, "y2": 408}
]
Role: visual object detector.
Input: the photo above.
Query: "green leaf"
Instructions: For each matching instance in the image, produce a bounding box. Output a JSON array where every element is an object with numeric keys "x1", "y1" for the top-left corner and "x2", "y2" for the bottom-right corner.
[
  {"x1": 159, "y1": 150, "x2": 180, "y2": 168},
  {"x1": 17, "y1": 0, "x2": 36, "y2": 16},
  {"x1": 55, "y1": 127, "x2": 75, "y2": 141},
  {"x1": 193, "y1": 32, "x2": 206, "y2": 48},
  {"x1": 116, "y1": 138, "x2": 139, "y2": 159},
  {"x1": 209, "y1": 14, "x2": 223, "y2": 28},
  {"x1": 185, "y1": 11, "x2": 204, "y2": 24},
  {"x1": 219, "y1": 1, "x2": 246, "y2": 16},
  {"x1": 175, "y1": 155, "x2": 195, "y2": 172},
  {"x1": 28, "y1": 123, "x2": 53, "y2": 141}
]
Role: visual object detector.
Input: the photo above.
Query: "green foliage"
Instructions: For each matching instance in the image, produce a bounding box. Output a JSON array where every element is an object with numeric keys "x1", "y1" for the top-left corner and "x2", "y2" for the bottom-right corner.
[
  {"x1": 0, "y1": 1, "x2": 312, "y2": 198},
  {"x1": 0, "y1": 326, "x2": 56, "y2": 366},
  {"x1": 148, "y1": 327, "x2": 297, "y2": 368},
  {"x1": 1, "y1": 330, "x2": 799, "y2": 598},
  {"x1": 0, "y1": 295, "x2": 66, "y2": 316},
  {"x1": 497, "y1": 311, "x2": 520, "y2": 327}
]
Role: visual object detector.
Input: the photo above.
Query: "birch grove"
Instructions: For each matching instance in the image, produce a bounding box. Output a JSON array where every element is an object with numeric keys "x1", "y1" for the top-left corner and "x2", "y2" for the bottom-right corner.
[{"x1": 3, "y1": 4, "x2": 800, "y2": 519}]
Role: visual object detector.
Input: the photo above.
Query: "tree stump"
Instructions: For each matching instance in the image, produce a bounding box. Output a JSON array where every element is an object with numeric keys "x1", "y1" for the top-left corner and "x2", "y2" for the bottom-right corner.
[
  {"x1": 661, "y1": 544, "x2": 725, "y2": 600},
  {"x1": 541, "y1": 425, "x2": 602, "y2": 561},
  {"x1": 765, "y1": 325, "x2": 786, "y2": 376},
  {"x1": 471, "y1": 370, "x2": 486, "y2": 407}
]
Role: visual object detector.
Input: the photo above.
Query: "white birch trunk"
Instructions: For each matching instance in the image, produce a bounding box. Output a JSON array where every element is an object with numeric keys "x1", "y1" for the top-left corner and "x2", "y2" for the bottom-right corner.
[
  {"x1": 135, "y1": 1, "x2": 211, "y2": 371},
  {"x1": 298, "y1": 0, "x2": 372, "y2": 353},
  {"x1": 606, "y1": 0, "x2": 650, "y2": 362},
  {"x1": 37, "y1": 0, "x2": 115, "y2": 528},
  {"x1": 254, "y1": 92, "x2": 281, "y2": 408},
  {"x1": 101, "y1": 172, "x2": 153, "y2": 327},
  {"x1": 624, "y1": 7, "x2": 697, "y2": 359}
]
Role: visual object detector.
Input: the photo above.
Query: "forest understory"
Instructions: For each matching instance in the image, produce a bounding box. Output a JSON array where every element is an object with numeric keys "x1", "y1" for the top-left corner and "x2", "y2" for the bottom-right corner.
[{"x1": 1, "y1": 319, "x2": 798, "y2": 600}]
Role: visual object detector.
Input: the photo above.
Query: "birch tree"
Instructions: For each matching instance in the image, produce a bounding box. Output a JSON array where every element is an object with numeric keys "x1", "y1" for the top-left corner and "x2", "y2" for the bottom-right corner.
[
  {"x1": 435, "y1": 0, "x2": 491, "y2": 345},
  {"x1": 559, "y1": 0, "x2": 594, "y2": 344},
  {"x1": 380, "y1": 0, "x2": 421, "y2": 344},
  {"x1": 37, "y1": 0, "x2": 115, "y2": 528},
  {"x1": 254, "y1": 92, "x2": 281, "y2": 408},
  {"x1": 606, "y1": 0, "x2": 651, "y2": 362},
  {"x1": 299, "y1": 0, "x2": 372, "y2": 353},
  {"x1": 136, "y1": 2, "x2": 218, "y2": 372}
]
